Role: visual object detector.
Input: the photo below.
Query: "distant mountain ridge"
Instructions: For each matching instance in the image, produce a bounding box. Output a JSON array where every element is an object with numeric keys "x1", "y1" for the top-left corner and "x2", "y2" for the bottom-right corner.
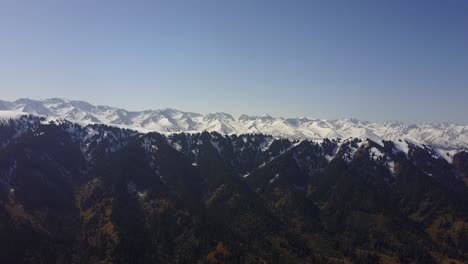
[{"x1": 1, "y1": 98, "x2": 467, "y2": 153}]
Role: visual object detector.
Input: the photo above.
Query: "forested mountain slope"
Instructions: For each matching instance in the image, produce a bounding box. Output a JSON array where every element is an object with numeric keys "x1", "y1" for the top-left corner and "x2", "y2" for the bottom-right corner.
[{"x1": 0, "y1": 116, "x2": 467, "y2": 263}]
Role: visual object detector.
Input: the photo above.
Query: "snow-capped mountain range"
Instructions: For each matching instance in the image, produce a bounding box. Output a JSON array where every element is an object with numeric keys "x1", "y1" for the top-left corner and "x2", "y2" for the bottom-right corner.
[{"x1": 1, "y1": 98, "x2": 467, "y2": 152}]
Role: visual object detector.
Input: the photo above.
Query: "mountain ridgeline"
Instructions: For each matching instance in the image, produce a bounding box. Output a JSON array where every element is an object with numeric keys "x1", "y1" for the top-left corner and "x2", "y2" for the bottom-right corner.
[
  {"x1": 1, "y1": 98, "x2": 468, "y2": 152},
  {"x1": 0, "y1": 116, "x2": 467, "y2": 263}
]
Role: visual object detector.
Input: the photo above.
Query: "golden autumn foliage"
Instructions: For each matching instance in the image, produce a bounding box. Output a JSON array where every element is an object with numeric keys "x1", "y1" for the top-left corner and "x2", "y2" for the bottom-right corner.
[
  {"x1": 206, "y1": 242, "x2": 231, "y2": 264},
  {"x1": 394, "y1": 162, "x2": 401, "y2": 175}
]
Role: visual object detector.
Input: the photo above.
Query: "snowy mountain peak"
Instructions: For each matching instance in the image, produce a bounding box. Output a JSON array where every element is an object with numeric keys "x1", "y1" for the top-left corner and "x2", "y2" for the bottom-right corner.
[
  {"x1": 1, "y1": 98, "x2": 467, "y2": 152},
  {"x1": 204, "y1": 112, "x2": 235, "y2": 122}
]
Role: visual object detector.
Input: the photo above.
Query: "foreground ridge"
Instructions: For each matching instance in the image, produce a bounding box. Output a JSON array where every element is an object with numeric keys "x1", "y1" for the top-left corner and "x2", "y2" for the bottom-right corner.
[{"x1": 0, "y1": 115, "x2": 467, "y2": 263}]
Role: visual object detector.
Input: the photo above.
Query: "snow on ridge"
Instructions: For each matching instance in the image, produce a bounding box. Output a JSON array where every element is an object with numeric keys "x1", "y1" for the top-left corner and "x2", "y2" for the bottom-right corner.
[
  {"x1": 1, "y1": 98, "x2": 468, "y2": 151},
  {"x1": 0, "y1": 110, "x2": 28, "y2": 121},
  {"x1": 270, "y1": 173, "x2": 280, "y2": 184},
  {"x1": 340, "y1": 139, "x2": 366, "y2": 164},
  {"x1": 210, "y1": 139, "x2": 222, "y2": 155},
  {"x1": 369, "y1": 147, "x2": 384, "y2": 161}
]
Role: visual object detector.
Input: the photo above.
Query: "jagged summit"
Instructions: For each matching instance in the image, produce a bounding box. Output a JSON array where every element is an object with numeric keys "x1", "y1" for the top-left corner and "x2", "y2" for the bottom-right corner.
[{"x1": 1, "y1": 98, "x2": 468, "y2": 152}]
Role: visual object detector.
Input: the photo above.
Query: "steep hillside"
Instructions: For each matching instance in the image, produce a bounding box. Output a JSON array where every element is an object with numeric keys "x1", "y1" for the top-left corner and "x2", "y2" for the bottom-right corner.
[{"x1": 0, "y1": 116, "x2": 467, "y2": 263}]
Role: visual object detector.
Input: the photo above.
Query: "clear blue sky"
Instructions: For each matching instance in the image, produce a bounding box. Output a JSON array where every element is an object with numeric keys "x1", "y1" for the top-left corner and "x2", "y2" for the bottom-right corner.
[{"x1": 1, "y1": 0, "x2": 467, "y2": 123}]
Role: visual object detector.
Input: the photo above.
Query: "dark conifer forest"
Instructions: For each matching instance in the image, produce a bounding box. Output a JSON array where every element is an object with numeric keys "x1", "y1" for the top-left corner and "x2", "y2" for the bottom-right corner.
[{"x1": 0, "y1": 116, "x2": 467, "y2": 263}]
